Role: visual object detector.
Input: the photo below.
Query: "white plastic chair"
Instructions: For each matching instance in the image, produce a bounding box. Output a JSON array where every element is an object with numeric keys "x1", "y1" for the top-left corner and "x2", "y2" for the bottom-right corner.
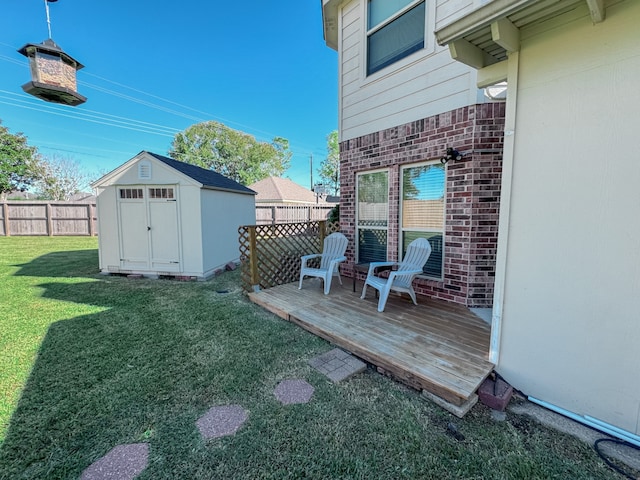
[
  {"x1": 360, "y1": 237, "x2": 432, "y2": 312},
  {"x1": 298, "y1": 232, "x2": 348, "y2": 295}
]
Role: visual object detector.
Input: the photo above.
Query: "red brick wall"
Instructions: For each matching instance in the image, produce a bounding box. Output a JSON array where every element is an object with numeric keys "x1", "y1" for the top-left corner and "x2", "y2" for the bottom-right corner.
[{"x1": 340, "y1": 103, "x2": 505, "y2": 307}]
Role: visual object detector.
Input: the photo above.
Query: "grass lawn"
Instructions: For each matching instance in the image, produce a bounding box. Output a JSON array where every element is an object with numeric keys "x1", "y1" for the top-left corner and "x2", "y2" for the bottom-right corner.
[{"x1": 0, "y1": 236, "x2": 626, "y2": 479}]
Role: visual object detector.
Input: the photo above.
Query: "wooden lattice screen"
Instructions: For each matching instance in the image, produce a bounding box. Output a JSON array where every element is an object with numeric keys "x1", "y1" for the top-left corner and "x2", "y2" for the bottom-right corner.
[{"x1": 238, "y1": 221, "x2": 340, "y2": 292}]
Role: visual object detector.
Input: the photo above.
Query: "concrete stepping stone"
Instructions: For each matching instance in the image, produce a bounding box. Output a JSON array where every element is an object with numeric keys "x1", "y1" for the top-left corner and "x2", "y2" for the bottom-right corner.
[
  {"x1": 81, "y1": 443, "x2": 148, "y2": 480},
  {"x1": 274, "y1": 379, "x2": 314, "y2": 405},
  {"x1": 196, "y1": 404, "x2": 248, "y2": 439},
  {"x1": 309, "y1": 348, "x2": 366, "y2": 382}
]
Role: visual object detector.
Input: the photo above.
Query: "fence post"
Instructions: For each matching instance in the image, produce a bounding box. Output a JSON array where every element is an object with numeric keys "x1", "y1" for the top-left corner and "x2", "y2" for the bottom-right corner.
[
  {"x1": 46, "y1": 203, "x2": 53, "y2": 236},
  {"x1": 271, "y1": 206, "x2": 276, "y2": 225},
  {"x1": 88, "y1": 204, "x2": 95, "y2": 236},
  {"x1": 319, "y1": 220, "x2": 326, "y2": 251},
  {"x1": 248, "y1": 226, "x2": 260, "y2": 289},
  {"x1": 2, "y1": 203, "x2": 9, "y2": 236}
]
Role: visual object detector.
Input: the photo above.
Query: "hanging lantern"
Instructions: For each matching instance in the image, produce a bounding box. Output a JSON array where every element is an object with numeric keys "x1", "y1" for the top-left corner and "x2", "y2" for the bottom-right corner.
[
  {"x1": 17, "y1": 0, "x2": 86, "y2": 106},
  {"x1": 17, "y1": 39, "x2": 86, "y2": 106}
]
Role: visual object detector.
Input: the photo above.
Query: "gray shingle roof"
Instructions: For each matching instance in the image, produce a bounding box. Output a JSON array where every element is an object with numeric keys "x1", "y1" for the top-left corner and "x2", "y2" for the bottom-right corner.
[{"x1": 146, "y1": 152, "x2": 255, "y2": 195}]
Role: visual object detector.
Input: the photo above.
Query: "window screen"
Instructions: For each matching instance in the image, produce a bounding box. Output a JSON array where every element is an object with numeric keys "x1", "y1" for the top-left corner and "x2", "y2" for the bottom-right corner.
[
  {"x1": 357, "y1": 170, "x2": 388, "y2": 263},
  {"x1": 367, "y1": 1, "x2": 425, "y2": 75},
  {"x1": 401, "y1": 163, "x2": 445, "y2": 278}
]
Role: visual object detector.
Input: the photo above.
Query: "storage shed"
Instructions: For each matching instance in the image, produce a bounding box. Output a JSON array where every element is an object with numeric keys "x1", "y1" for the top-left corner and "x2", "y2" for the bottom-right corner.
[{"x1": 92, "y1": 151, "x2": 255, "y2": 280}]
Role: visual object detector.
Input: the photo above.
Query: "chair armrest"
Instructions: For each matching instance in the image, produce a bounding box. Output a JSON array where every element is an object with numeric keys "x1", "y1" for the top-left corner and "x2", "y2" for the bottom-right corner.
[
  {"x1": 366, "y1": 261, "x2": 397, "y2": 276},
  {"x1": 387, "y1": 268, "x2": 422, "y2": 282},
  {"x1": 300, "y1": 253, "x2": 322, "y2": 267}
]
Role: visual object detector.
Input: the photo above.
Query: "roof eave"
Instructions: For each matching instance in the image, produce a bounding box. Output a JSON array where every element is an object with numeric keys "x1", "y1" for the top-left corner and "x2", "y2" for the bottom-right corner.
[{"x1": 322, "y1": 0, "x2": 340, "y2": 51}]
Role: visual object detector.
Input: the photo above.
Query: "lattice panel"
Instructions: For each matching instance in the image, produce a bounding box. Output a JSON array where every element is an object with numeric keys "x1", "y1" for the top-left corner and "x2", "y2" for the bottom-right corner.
[{"x1": 239, "y1": 221, "x2": 340, "y2": 292}]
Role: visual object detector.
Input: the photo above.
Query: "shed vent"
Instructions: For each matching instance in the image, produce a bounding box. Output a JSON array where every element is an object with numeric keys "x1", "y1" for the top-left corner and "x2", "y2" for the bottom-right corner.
[{"x1": 138, "y1": 161, "x2": 151, "y2": 180}]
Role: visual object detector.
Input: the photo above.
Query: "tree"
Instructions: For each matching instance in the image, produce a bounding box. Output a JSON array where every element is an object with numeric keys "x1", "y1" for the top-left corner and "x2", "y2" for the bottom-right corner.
[
  {"x1": 0, "y1": 120, "x2": 41, "y2": 200},
  {"x1": 317, "y1": 130, "x2": 339, "y2": 196},
  {"x1": 34, "y1": 155, "x2": 90, "y2": 201},
  {"x1": 169, "y1": 121, "x2": 292, "y2": 185}
]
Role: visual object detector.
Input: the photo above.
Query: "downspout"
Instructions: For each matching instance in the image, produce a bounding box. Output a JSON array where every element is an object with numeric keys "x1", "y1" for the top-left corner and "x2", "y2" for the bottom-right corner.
[
  {"x1": 490, "y1": 50, "x2": 519, "y2": 364},
  {"x1": 529, "y1": 396, "x2": 640, "y2": 448}
]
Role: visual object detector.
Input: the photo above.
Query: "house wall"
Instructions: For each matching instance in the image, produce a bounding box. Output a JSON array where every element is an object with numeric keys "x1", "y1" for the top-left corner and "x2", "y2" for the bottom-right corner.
[
  {"x1": 340, "y1": 102, "x2": 504, "y2": 307},
  {"x1": 497, "y1": 0, "x2": 640, "y2": 435},
  {"x1": 200, "y1": 189, "x2": 255, "y2": 276},
  {"x1": 337, "y1": 0, "x2": 484, "y2": 142}
]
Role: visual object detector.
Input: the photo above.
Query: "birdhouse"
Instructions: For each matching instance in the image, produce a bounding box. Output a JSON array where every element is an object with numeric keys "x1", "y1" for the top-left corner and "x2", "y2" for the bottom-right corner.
[{"x1": 17, "y1": 38, "x2": 86, "y2": 106}]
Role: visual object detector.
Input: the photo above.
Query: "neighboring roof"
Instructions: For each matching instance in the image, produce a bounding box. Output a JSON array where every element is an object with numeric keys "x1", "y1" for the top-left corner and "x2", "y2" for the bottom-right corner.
[
  {"x1": 248, "y1": 176, "x2": 328, "y2": 204},
  {"x1": 145, "y1": 152, "x2": 255, "y2": 195}
]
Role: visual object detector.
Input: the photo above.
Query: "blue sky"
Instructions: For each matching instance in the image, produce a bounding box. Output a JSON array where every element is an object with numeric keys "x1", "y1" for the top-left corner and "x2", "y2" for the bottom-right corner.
[{"x1": 0, "y1": 0, "x2": 338, "y2": 189}]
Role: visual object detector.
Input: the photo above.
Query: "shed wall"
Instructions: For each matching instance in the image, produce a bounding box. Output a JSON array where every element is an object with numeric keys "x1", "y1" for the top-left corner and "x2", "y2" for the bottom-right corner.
[
  {"x1": 497, "y1": 1, "x2": 640, "y2": 435},
  {"x1": 200, "y1": 189, "x2": 255, "y2": 276}
]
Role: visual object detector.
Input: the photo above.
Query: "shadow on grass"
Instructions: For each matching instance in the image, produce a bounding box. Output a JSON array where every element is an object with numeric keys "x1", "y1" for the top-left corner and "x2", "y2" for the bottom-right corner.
[
  {"x1": 12, "y1": 249, "x2": 100, "y2": 279},
  {"x1": 0, "y1": 258, "x2": 332, "y2": 479}
]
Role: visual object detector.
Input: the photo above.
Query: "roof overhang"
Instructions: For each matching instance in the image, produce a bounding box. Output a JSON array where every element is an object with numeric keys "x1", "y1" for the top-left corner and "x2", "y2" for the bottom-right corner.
[
  {"x1": 435, "y1": 0, "x2": 606, "y2": 70},
  {"x1": 322, "y1": 0, "x2": 340, "y2": 50}
]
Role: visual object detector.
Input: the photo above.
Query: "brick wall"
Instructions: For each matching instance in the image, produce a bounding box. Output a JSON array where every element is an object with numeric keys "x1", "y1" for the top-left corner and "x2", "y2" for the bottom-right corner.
[{"x1": 340, "y1": 103, "x2": 505, "y2": 307}]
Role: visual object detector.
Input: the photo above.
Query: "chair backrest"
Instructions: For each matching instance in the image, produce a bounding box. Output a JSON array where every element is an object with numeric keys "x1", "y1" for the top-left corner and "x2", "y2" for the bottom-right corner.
[
  {"x1": 398, "y1": 238, "x2": 432, "y2": 272},
  {"x1": 320, "y1": 232, "x2": 348, "y2": 269}
]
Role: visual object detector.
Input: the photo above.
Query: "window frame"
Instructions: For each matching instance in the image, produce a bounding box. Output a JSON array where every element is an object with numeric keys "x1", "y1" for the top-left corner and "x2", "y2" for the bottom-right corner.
[
  {"x1": 364, "y1": 0, "x2": 428, "y2": 78},
  {"x1": 399, "y1": 160, "x2": 446, "y2": 281},
  {"x1": 355, "y1": 168, "x2": 390, "y2": 265}
]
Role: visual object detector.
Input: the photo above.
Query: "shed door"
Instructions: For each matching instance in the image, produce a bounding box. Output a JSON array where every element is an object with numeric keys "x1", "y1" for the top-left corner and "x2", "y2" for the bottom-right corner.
[
  {"x1": 118, "y1": 187, "x2": 149, "y2": 270},
  {"x1": 117, "y1": 186, "x2": 180, "y2": 272},
  {"x1": 148, "y1": 187, "x2": 180, "y2": 272}
]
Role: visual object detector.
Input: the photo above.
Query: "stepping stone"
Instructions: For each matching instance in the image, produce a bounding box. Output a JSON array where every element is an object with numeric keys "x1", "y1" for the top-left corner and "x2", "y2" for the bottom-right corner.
[
  {"x1": 196, "y1": 404, "x2": 248, "y2": 439},
  {"x1": 274, "y1": 379, "x2": 314, "y2": 405},
  {"x1": 81, "y1": 443, "x2": 148, "y2": 480},
  {"x1": 309, "y1": 348, "x2": 366, "y2": 382}
]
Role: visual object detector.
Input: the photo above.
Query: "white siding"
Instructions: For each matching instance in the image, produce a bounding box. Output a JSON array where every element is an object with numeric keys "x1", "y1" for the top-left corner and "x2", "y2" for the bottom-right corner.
[
  {"x1": 497, "y1": 1, "x2": 640, "y2": 435},
  {"x1": 200, "y1": 189, "x2": 255, "y2": 277},
  {"x1": 337, "y1": 0, "x2": 481, "y2": 141}
]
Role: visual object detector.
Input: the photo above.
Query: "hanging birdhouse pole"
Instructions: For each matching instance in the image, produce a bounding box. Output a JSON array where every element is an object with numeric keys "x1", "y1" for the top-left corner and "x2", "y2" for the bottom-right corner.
[{"x1": 17, "y1": 0, "x2": 87, "y2": 106}]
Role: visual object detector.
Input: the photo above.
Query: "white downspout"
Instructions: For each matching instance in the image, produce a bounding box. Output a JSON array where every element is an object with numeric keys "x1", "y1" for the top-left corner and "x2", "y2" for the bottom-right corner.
[{"x1": 490, "y1": 50, "x2": 520, "y2": 364}]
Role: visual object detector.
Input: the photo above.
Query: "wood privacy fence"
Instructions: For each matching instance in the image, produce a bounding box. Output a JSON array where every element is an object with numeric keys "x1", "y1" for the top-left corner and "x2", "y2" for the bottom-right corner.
[
  {"x1": 0, "y1": 202, "x2": 97, "y2": 236},
  {"x1": 255, "y1": 204, "x2": 335, "y2": 225},
  {"x1": 238, "y1": 220, "x2": 340, "y2": 292}
]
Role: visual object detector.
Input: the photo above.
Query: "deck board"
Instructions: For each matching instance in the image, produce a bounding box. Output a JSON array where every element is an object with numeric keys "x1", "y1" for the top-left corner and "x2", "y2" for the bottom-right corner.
[{"x1": 248, "y1": 280, "x2": 494, "y2": 406}]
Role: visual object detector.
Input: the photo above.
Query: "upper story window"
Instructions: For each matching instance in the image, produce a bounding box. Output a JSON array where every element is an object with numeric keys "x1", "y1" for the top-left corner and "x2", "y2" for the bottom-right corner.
[{"x1": 367, "y1": 0, "x2": 425, "y2": 76}]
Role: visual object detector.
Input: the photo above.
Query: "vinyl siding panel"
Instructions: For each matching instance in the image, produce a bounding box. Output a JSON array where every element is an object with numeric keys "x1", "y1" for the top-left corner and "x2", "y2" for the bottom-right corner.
[{"x1": 337, "y1": 0, "x2": 482, "y2": 141}]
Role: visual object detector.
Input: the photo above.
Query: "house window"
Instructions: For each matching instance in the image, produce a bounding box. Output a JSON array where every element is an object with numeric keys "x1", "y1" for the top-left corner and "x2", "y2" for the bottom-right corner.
[
  {"x1": 367, "y1": 0, "x2": 425, "y2": 76},
  {"x1": 401, "y1": 162, "x2": 445, "y2": 279},
  {"x1": 357, "y1": 170, "x2": 388, "y2": 263},
  {"x1": 119, "y1": 188, "x2": 144, "y2": 199}
]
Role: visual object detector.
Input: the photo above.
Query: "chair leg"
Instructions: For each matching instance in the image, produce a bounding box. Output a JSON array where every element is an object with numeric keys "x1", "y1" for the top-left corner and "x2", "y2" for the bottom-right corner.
[
  {"x1": 298, "y1": 275, "x2": 304, "y2": 290},
  {"x1": 408, "y1": 287, "x2": 418, "y2": 306},
  {"x1": 377, "y1": 287, "x2": 391, "y2": 312},
  {"x1": 323, "y1": 275, "x2": 331, "y2": 295},
  {"x1": 360, "y1": 283, "x2": 368, "y2": 300}
]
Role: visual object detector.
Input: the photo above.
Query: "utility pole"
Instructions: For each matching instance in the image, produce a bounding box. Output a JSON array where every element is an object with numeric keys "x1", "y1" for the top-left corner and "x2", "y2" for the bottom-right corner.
[{"x1": 309, "y1": 153, "x2": 313, "y2": 190}]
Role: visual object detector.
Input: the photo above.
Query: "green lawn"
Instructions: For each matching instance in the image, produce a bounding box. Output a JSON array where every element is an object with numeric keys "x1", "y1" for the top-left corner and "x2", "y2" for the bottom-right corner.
[{"x1": 0, "y1": 237, "x2": 624, "y2": 479}]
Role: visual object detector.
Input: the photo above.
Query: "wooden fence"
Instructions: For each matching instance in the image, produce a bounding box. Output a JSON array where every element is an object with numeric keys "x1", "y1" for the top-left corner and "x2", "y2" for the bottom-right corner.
[
  {"x1": 255, "y1": 204, "x2": 335, "y2": 225},
  {"x1": 0, "y1": 202, "x2": 97, "y2": 236},
  {"x1": 238, "y1": 220, "x2": 340, "y2": 292}
]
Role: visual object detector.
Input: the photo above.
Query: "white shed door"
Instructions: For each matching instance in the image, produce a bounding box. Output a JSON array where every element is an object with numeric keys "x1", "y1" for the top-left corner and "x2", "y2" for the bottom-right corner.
[
  {"x1": 117, "y1": 186, "x2": 180, "y2": 272},
  {"x1": 148, "y1": 190, "x2": 180, "y2": 272}
]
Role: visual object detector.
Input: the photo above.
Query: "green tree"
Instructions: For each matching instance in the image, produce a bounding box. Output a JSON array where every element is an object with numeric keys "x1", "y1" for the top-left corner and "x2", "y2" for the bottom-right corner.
[
  {"x1": 317, "y1": 130, "x2": 339, "y2": 195},
  {"x1": 0, "y1": 121, "x2": 41, "y2": 200},
  {"x1": 34, "y1": 155, "x2": 89, "y2": 201},
  {"x1": 169, "y1": 121, "x2": 292, "y2": 185}
]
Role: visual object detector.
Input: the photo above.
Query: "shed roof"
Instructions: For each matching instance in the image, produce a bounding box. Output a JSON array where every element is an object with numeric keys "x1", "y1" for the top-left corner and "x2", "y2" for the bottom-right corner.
[
  {"x1": 146, "y1": 152, "x2": 255, "y2": 195},
  {"x1": 249, "y1": 176, "x2": 328, "y2": 204}
]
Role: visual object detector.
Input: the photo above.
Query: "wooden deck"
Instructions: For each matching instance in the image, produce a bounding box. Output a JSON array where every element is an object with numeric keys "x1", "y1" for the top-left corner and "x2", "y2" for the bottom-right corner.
[{"x1": 249, "y1": 279, "x2": 494, "y2": 408}]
